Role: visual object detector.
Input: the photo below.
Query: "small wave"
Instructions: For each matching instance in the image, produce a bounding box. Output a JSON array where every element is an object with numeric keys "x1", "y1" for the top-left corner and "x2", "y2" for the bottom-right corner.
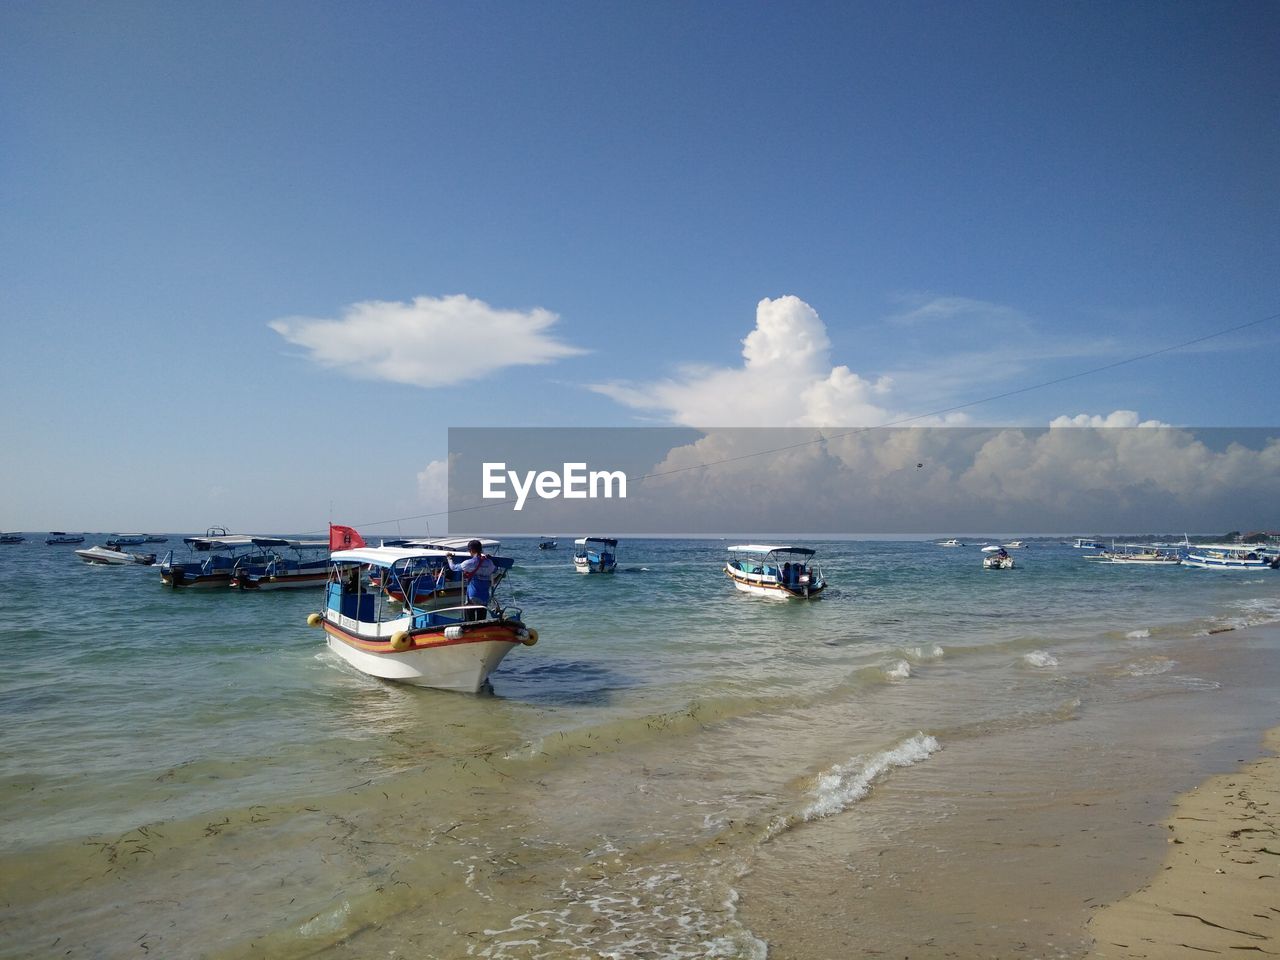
[
  {"x1": 1120, "y1": 656, "x2": 1176, "y2": 677},
  {"x1": 883, "y1": 660, "x2": 911, "y2": 681},
  {"x1": 765, "y1": 733, "x2": 940, "y2": 840},
  {"x1": 903, "y1": 644, "x2": 945, "y2": 662},
  {"x1": 1022, "y1": 650, "x2": 1059, "y2": 668},
  {"x1": 1172, "y1": 676, "x2": 1222, "y2": 692},
  {"x1": 1125, "y1": 629, "x2": 1150, "y2": 640}
]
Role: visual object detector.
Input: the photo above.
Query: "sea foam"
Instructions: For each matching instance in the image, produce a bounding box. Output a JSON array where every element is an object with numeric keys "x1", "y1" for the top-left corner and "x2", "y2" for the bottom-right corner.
[
  {"x1": 1125, "y1": 629, "x2": 1150, "y2": 639},
  {"x1": 883, "y1": 659, "x2": 912, "y2": 680},
  {"x1": 1022, "y1": 650, "x2": 1059, "y2": 668},
  {"x1": 801, "y1": 733, "x2": 940, "y2": 823}
]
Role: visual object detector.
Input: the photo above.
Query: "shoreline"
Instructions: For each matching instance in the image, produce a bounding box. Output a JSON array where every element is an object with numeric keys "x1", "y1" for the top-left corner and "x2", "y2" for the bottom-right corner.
[{"x1": 1086, "y1": 725, "x2": 1280, "y2": 959}]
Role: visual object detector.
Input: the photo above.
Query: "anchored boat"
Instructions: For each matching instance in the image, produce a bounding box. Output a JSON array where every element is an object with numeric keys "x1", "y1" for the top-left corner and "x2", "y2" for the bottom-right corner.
[
  {"x1": 574, "y1": 537, "x2": 618, "y2": 574},
  {"x1": 1182, "y1": 544, "x2": 1279, "y2": 571},
  {"x1": 982, "y1": 546, "x2": 1015, "y2": 569},
  {"x1": 725, "y1": 544, "x2": 827, "y2": 599},
  {"x1": 159, "y1": 532, "x2": 263, "y2": 588},
  {"x1": 310, "y1": 545, "x2": 537, "y2": 693},
  {"x1": 0, "y1": 533, "x2": 24, "y2": 544},
  {"x1": 45, "y1": 532, "x2": 85, "y2": 545},
  {"x1": 228, "y1": 539, "x2": 331, "y2": 590},
  {"x1": 1086, "y1": 543, "x2": 1182, "y2": 565}
]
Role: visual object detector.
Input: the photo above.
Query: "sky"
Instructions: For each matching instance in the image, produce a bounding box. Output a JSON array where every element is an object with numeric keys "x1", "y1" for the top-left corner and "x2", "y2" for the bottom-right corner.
[{"x1": 1, "y1": 1, "x2": 1277, "y2": 534}]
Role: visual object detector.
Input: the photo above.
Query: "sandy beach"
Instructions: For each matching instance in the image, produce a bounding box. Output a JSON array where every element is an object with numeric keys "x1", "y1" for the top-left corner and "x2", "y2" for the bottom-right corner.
[{"x1": 1087, "y1": 726, "x2": 1280, "y2": 959}]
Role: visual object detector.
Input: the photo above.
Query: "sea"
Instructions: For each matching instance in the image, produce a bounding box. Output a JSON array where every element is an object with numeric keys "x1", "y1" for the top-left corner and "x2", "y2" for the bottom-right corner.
[{"x1": 2, "y1": 537, "x2": 1279, "y2": 959}]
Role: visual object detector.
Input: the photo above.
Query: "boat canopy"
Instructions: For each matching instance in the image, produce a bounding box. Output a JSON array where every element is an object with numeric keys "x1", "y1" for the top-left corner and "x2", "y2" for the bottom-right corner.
[
  {"x1": 183, "y1": 534, "x2": 270, "y2": 549},
  {"x1": 727, "y1": 544, "x2": 816, "y2": 556},
  {"x1": 330, "y1": 546, "x2": 457, "y2": 567},
  {"x1": 575, "y1": 537, "x2": 618, "y2": 547},
  {"x1": 389, "y1": 536, "x2": 501, "y2": 551}
]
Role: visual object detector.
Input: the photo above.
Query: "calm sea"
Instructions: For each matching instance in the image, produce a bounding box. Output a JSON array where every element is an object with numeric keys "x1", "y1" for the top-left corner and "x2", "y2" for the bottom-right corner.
[{"x1": 2, "y1": 537, "x2": 1278, "y2": 958}]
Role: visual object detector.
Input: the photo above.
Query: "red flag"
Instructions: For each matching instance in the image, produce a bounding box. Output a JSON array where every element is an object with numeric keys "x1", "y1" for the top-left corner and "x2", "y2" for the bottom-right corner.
[{"x1": 329, "y1": 524, "x2": 366, "y2": 552}]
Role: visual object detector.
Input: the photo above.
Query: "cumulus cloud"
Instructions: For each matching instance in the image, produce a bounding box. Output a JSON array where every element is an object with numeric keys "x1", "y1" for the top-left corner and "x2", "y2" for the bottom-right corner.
[
  {"x1": 590, "y1": 296, "x2": 902, "y2": 427},
  {"x1": 417, "y1": 458, "x2": 450, "y2": 507},
  {"x1": 270, "y1": 294, "x2": 585, "y2": 388},
  {"x1": 1049, "y1": 411, "x2": 1171, "y2": 428}
]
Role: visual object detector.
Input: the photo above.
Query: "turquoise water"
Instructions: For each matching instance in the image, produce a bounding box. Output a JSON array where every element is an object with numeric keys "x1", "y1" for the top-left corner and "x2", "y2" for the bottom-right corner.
[{"x1": 2, "y1": 537, "x2": 1279, "y2": 958}]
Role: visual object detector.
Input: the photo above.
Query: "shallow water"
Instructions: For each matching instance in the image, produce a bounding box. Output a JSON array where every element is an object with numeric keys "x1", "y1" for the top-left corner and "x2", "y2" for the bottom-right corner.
[{"x1": 1, "y1": 537, "x2": 1278, "y2": 958}]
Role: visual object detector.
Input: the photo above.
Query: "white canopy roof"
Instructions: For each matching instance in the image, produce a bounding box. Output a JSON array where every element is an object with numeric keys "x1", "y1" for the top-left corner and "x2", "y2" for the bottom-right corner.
[
  {"x1": 574, "y1": 537, "x2": 618, "y2": 546},
  {"x1": 398, "y1": 536, "x2": 500, "y2": 551},
  {"x1": 331, "y1": 546, "x2": 454, "y2": 566},
  {"x1": 727, "y1": 544, "x2": 816, "y2": 555}
]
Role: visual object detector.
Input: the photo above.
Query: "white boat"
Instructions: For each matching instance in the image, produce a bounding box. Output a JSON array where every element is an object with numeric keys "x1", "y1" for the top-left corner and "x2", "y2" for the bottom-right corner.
[
  {"x1": 1002, "y1": 540, "x2": 1028, "y2": 549},
  {"x1": 1071, "y1": 538, "x2": 1104, "y2": 549},
  {"x1": 725, "y1": 544, "x2": 827, "y2": 599},
  {"x1": 76, "y1": 544, "x2": 157, "y2": 565},
  {"x1": 982, "y1": 545, "x2": 1015, "y2": 569},
  {"x1": 1086, "y1": 543, "x2": 1182, "y2": 565},
  {"x1": 310, "y1": 545, "x2": 537, "y2": 693},
  {"x1": 936, "y1": 539, "x2": 964, "y2": 547},
  {"x1": 574, "y1": 537, "x2": 618, "y2": 574},
  {"x1": 1182, "y1": 544, "x2": 1278, "y2": 571}
]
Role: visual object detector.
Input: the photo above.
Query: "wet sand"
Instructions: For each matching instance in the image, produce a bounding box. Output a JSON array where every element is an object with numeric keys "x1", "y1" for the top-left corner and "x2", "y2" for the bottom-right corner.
[{"x1": 1087, "y1": 726, "x2": 1280, "y2": 959}]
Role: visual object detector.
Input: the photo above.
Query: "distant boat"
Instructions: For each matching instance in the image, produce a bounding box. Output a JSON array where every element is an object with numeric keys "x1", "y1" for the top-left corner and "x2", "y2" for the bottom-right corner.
[
  {"x1": 574, "y1": 537, "x2": 618, "y2": 574},
  {"x1": 0, "y1": 533, "x2": 24, "y2": 544},
  {"x1": 1071, "y1": 538, "x2": 1104, "y2": 549},
  {"x1": 1002, "y1": 540, "x2": 1028, "y2": 549},
  {"x1": 538, "y1": 537, "x2": 558, "y2": 550},
  {"x1": 106, "y1": 534, "x2": 148, "y2": 547},
  {"x1": 936, "y1": 539, "x2": 964, "y2": 547},
  {"x1": 143, "y1": 535, "x2": 169, "y2": 543},
  {"x1": 45, "y1": 532, "x2": 85, "y2": 545},
  {"x1": 725, "y1": 544, "x2": 827, "y2": 599},
  {"x1": 1182, "y1": 544, "x2": 1278, "y2": 571},
  {"x1": 76, "y1": 544, "x2": 156, "y2": 565},
  {"x1": 1086, "y1": 543, "x2": 1182, "y2": 566}
]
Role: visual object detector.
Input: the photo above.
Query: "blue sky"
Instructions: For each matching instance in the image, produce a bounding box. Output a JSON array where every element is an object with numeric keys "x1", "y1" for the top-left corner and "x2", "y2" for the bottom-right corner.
[{"x1": 2, "y1": 1, "x2": 1277, "y2": 533}]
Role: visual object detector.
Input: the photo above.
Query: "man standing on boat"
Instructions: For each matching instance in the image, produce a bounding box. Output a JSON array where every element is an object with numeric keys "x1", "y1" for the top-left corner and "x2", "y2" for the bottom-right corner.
[{"x1": 443, "y1": 539, "x2": 497, "y2": 612}]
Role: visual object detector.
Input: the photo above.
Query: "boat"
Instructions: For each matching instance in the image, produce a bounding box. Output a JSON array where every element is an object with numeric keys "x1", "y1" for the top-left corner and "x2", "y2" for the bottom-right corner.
[
  {"x1": 309, "y1": 545, "x2": 537, "y2": 693},
  {"x1": 724, "y1": 544, "x2": 827, "y2": 599},
  {"x1": 106, "y1": 534, "x2": 148, "y2": 547},
  {"x1": 1002, "y1": 540, "x2": 1028, "y2": 549},
  {"x1": 76, "y1": 544, "x2": 157, "y2": 566},
  {"x1": 982, "y1": 545, "x2": 1015, "y2": 569},
  {"x1": 1071, "y1": 538, "x2": 1104, "y2": 549},
  {"x1": 159, "y1": 532, "x2": 264, "y2": 588},
  {"x1": 0, "y1": 533, "x2": 24, "y2": 544},
  {"x1": 45, "y1": 532, "x2": 85, "y2": 545},
  {"x1": 538, "y1": 537, "x2": 558, "y2": 550},
  {"x1": 574, "y1": 537, "x2": 618, "y2": 574},
  {"x1": 936, "y1": 539, "x2": 964, "y2": 547},
  {"x1": 1086, "y1": 543, "x2": 1182, "y2": 565},
  {"x1": 1182, "y1": 544, "x2": 1279, "y2": 571},
  {"x1": 143, "y1": 535, "x2": 169, "y2": 543},
  {"x1": 228, "y1": 539, "x2": 332, "y2": 590}
]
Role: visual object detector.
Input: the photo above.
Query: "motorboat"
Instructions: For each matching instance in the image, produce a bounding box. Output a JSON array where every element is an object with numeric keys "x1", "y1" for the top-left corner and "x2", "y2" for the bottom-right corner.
[
  {"x1": 309, "y1": 545, "x2": 537, "y2": 693},
  {"x1": 76, "y1": 544, "x2": 157, "y2": 565},
  {"x1": 936, "y1": 539, "x2": 963, "y2": 547},
  {"x1": 725, "y1": 544, "x2": 827, "y2": 599},
  {"x1": 1002, "y1": 540, "x2": 1028, "y2": 549},
  {"x1": 45, "y1": 532, "x2": 85, "y2": 545},
  {"x1": 538, "y1": 537, "x2": 558, "y2": 550},
  {"x1": 0, "y1": 533, "x2": 24, "y2": 544},
  {"x1": 574, "y1": 537, "x2": 618, "y2": 574},
  {"x1": 982, "y1": 545, "x2": 1015, "y2": 569},
  {"x1": 228, "y1": 539, "x2": 332, "y2": 590},
  {"x1": 1182, "y1": 544, "x2": 1279, "y2": 571},
  {"x1": 159, "y1": 532, "x2": 264, "y2": 588},
  {"x1": 1086, "y1": 543, "x2": 1182, "y2": 565},
  {"x1": 106, "y1": 534, "x2": 148, "y2": 547}
]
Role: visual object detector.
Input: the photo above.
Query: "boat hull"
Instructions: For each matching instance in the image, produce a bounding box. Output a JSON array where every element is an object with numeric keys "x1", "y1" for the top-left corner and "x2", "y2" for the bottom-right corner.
[
  {"x1": 76, "y1": 547, "x2": 134, "y2": 565},
  {"x1": 231, "y1": 571, "x2": 329, "y2": 591},
  {"x1": 1183, "y1": 555, "x2": 1276, "y2": 571},
  {"x1": 322, "y1": 619, "x2": 523, "y2": 692},
  {"x1": 725, "y1": 566, "x2": 825, "y2": 599},
  {"x1": 160, "y1": 570, "x2": 232, "y2": 588},
  {"x1": 574, "y1": 559, "x2": 616, "y2": 574}
]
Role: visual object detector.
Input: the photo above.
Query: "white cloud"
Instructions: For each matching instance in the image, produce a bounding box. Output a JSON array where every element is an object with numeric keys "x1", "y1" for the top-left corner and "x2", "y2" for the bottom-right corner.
[
  {"x1": 269, "y1": 294, "x2": 585, "y2": 388},
  {"x1": 417, "y1": 458, "x2": 449, "y2": 507},
  {"x1": 591, "y1": 296, "x2": 901, "y2": 427},
  {"x1": 886, "y1": 295, "x2": 1028, "y2": 328},
  {"x1": 1049, "y1": 411, "x2": 1171, "y2": 428}
]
